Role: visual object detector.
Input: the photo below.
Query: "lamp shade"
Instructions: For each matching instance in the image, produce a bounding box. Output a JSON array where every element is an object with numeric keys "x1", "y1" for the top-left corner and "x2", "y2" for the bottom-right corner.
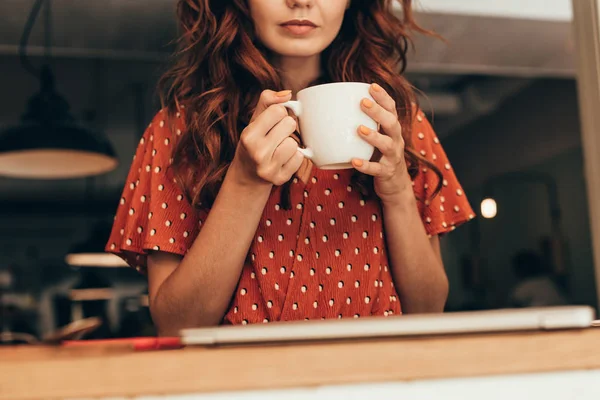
[{"x1": 0, "y1": 66, "x2": 118, "y2": 179}]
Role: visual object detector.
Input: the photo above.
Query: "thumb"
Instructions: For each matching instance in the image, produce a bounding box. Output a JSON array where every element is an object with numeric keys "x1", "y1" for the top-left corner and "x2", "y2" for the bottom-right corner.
[{"x1": 250, "y1": 89, "x2": 292, "y2": 122}]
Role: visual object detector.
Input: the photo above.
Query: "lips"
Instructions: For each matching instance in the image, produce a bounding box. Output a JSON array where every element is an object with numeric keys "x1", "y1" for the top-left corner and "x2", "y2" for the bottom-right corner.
[{"x1": 280, "y1": 19, "x2": 317, "y2": 35}]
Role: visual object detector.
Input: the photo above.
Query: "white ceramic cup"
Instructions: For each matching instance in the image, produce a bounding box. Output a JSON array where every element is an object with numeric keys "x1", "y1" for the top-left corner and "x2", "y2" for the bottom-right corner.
[{"x1": 282, "y1": 82, "x2": 376, "y2": 170}]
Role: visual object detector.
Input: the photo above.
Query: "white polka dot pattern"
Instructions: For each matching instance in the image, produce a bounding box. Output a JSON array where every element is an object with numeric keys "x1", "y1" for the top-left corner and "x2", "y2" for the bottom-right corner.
[
  {"x1": 410, "y1": 111, "x2": 474, "y2": 237},
  {"x1": 107, "y1": 108, "x2": 474, "y2": 325},
  {"x1": 106, "y1": 109, "x2": 205, "y2": 272}
]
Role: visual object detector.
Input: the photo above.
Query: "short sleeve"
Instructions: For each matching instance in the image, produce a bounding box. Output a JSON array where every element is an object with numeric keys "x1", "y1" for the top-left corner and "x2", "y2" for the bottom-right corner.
[
  {"x1": 411, "y1": 110, "x2": 475, "y2": 237},
  {"x1": 105, "y1": 110, "x2": 208, "y2": 273}
]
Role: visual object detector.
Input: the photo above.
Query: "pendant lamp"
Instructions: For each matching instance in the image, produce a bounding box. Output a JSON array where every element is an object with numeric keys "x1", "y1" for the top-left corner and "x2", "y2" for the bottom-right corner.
[{"x1": 0, "y1": 0, "x2": 118, "y2": 179}]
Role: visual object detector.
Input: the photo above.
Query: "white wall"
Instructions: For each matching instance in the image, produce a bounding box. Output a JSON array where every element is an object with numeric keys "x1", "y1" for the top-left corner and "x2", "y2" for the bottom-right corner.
[{"x1": 412, "y1": 0, "x2": 572, "y2": 21}]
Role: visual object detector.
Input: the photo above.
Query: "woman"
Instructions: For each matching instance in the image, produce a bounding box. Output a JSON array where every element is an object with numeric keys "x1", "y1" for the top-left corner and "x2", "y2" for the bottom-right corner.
[{"x1": 107, "y1": 0, "x2": 474, "y2": 336}]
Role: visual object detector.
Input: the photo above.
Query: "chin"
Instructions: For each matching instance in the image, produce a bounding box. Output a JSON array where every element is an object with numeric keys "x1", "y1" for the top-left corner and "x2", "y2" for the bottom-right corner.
[
  {"x1": 275, "y1": 48, "x2": 323, "y2": 58},
  {"x1": 265, "y1": 38, "x2": 329, "y2": 59}
]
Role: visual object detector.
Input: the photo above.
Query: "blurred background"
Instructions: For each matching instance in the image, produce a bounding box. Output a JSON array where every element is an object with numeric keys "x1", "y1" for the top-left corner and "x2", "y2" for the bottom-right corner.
[{"x1": 0, "y1": 0, "x2": 596, "y2": 342}]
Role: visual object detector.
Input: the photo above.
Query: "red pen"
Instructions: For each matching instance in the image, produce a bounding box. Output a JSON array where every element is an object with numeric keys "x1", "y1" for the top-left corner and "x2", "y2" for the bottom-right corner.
[{"x1": 62, "y1": 337, "x2": 183, "y2": 351}]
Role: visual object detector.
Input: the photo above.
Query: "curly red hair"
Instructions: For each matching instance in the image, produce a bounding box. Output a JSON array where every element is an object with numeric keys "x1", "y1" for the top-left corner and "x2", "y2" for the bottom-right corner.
[{"x1": 159, "y1": 0, "x2": 443, "y2": 208}]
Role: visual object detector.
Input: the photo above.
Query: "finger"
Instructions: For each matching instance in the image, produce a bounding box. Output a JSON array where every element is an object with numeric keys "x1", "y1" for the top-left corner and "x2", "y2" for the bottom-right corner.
[
  {"x1": 351, "y1": 158, "x2": 386, "y2": 177},
  {"x1": 249, "y1": 104, "x2": 292, "y2": 141},
  {"x1": 357, "y1": 125, "x2": 399, "y2": 159},
  {"x1": 279, "y1": 148, "x2": 305, "y2": 181},
  {"x1": 369, "y1": 83, "x2": 397, "y2": 116},
  {"x1": 361, "y1": 97, "x2": 402, "y2": 140},
  {"x1": 251, "y1": 90, "x2": 292, "y2": 123},
  {"x1": 265, "y1": 116, "x2": 298, "y2": 154},
  {"x1": 272, "y1": 136, "x2": 299, "y2": 165}
]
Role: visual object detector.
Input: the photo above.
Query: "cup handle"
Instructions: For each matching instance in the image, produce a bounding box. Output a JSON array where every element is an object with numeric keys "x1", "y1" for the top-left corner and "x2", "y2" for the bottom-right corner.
[
  {"x1": 282, "y1": 100, "x2": 302, "y2": 117},
  {"x1": 282, "y1": 100, "x2": 312, "y2": 159},
  {"x1": 297, "y1": 147, "x2": 314, "y2": 159}
]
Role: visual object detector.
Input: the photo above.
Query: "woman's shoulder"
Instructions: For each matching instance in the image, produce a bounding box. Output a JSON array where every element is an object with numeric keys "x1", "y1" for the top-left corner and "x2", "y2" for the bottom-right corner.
[
  {"x1": 407, "y1": 104, "x2": 476, "y2": 236},
  {"x1": 408, "y1": 105, "x2": 433, "y2": 139},
  {"x1": 144, "y1": 106, "x2": 187, "y2": 149},
  {"x1": 105, "y1": 105, "x2": 202, "y2": 271}
]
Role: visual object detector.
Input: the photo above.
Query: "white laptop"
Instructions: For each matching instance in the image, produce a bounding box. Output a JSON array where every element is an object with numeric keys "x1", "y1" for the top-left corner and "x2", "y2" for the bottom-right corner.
[{"x1": 180, "y1": 305, "x2": 596, "y2": 346}]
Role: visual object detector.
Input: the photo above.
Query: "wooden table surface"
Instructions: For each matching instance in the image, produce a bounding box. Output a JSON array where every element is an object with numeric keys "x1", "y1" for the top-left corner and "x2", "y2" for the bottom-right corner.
[{"x1": 2, "y1": 328, "x2": 600, "y2": 400}]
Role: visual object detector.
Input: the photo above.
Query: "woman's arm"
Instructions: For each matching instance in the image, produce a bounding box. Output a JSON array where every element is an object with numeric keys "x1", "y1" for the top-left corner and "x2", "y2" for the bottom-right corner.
[
  {"x1": 381, "y1": 192, "x2": 448, "y2": 313},
  {"x1": 147, "y1": 90, "x2": 304, "y2": 335},
  {"x1": 148, "y1": 167, "x2": 272, "y2": 335},
  {"x1": 352, "y1": 84, "x2": 472, "y2": 314}
]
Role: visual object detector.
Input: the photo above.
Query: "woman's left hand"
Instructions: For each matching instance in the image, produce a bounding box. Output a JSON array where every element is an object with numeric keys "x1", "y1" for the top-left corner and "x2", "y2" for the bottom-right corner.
[{"x1": 352, "y1": 83, "x2": 412, "y2": 206}]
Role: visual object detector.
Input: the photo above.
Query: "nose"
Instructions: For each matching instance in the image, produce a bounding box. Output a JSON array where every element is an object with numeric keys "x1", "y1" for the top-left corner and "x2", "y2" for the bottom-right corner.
[{"x1": 286, "y1": 0, "x2": 314, "y2": 9}]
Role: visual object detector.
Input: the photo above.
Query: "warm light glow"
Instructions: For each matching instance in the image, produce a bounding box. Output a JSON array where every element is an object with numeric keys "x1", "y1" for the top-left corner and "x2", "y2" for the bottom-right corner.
[
  {"x1": 69, "y1": 288, "x2": 115, "y2": 301},
  {"x1": 65, "y1": 253, "x2": 128, "y2": 268},
  {"x1": 480, "y1": 198, "x2": 498, "y2": 219},
  {"x1": 0, "y1": 150, "x2": 117, "y2": 179}
]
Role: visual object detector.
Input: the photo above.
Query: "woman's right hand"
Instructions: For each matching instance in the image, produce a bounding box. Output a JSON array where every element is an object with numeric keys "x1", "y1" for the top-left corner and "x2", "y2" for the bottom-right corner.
[{"x1": 231, "y1": 90, "x2": 305, "y2": 186}]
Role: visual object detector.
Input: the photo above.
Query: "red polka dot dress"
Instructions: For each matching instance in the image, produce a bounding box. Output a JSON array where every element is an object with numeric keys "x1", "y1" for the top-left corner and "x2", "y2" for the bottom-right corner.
[{"x1": 106, "y1": 108, "x2": 474, "y2": 325}]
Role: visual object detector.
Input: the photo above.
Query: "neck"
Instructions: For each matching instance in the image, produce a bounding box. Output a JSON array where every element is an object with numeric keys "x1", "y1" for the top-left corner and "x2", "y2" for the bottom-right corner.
[{"x1": 274, "y1": 54, "x2": 322, "y2": 96}]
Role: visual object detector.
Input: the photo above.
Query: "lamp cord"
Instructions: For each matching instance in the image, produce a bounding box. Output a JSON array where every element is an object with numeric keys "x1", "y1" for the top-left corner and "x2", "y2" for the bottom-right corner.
[
  {"x1": 19, "y1": 0, "x2": 48, "y2": 79},
  {"x1": 44, "y1": 0, "x2": 52, "y2": 64}
]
